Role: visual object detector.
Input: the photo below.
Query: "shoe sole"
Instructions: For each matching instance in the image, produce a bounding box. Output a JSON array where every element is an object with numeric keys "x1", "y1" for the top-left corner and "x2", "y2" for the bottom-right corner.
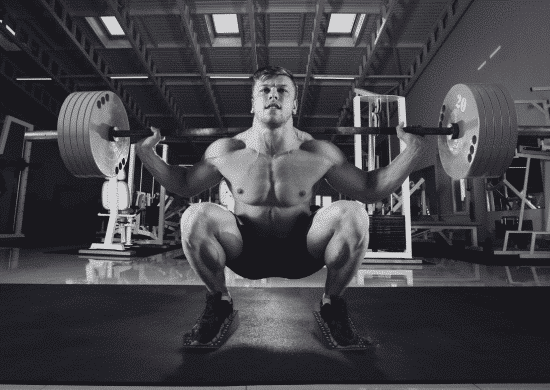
[
  {"x1": 313, "y1": 311, "x2": 378, "y2": 351},
  {"x1": 182, "y1": 310, "x2": 240, "y2": 351}
]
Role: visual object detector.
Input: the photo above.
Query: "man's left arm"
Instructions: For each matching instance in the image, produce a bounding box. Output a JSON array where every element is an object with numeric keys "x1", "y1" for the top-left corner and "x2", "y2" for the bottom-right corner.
[
  {"x1": 365, "y1": 122, "x2": 427, "y2": 201},
  {"x1": 321, "y1": 122, "x2": 428, "y2": 204}
]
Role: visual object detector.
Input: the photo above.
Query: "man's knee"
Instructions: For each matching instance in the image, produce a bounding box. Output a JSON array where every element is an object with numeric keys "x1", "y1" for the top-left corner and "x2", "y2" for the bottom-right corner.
[
  {"x1": 331, "y1": 201, "x2": 369, "y2": 253},
  {"x1": 181, "y1": 202, "x2": 218, "y2": 232},
  {"x1": 180, "y1": 202, "x2": 242, "y2": 261}
]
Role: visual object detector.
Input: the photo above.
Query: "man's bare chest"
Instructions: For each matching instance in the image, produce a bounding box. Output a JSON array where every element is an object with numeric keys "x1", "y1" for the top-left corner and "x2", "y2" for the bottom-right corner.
[{"x1": 213, "y1": 148, "x2": 332, "y2": 206}]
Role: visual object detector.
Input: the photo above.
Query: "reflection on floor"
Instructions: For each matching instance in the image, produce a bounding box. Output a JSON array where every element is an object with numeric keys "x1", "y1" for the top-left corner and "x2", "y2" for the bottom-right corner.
[
  {"x1": 1, "y1": 245, "x2": 549, "y2": 287},
  {"x1": 1, "y1": 245, "x2": 549, "y2": 390}
]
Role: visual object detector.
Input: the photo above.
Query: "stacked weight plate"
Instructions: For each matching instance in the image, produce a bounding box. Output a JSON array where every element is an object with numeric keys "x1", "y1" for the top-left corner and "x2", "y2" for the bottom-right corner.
[
  {"x1": 438, "y1": 84, "x2": 518, "y2": 179},
  {"x1": 57, "y1": 91, "x2": 130, "y2": 178},
  {"x1": 369, "y1": 215, "x2": 406, "y2": 252}
]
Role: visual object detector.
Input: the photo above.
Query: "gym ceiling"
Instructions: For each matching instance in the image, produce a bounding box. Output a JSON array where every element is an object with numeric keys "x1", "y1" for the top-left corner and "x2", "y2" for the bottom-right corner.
[{"x1": 0, "y1": 0, "x2": 466, "y2": 162}]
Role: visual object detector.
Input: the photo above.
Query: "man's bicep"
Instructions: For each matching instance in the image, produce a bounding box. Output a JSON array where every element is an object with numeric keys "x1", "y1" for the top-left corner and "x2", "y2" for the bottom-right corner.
[
  {"x1": 183, "y1": 160, "x2": 223, "y2": 197},
  {"x1": 324, "y1": 161, "x2": 372, "y2": 202}
]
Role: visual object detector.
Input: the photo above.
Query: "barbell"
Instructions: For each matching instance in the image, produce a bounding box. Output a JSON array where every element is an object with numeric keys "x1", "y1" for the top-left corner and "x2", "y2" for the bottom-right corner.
[{"x1": 22, "y1": 84, "x2": 548, "y2": 180}]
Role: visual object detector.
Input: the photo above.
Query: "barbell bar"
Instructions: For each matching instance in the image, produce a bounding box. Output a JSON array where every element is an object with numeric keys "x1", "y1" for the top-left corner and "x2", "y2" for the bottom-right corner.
[{"x1": 21, "y1": 83, "x2": 550, "y2": 180}]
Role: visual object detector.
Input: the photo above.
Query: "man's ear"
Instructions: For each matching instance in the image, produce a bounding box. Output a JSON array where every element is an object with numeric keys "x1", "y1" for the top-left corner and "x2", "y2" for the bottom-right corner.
[
  {"x1": 251, "y1": 97, "x2": 254, "y2": 114},
  {"x1": 293, "y1": 99, "x2": 297, "y2": 115}
]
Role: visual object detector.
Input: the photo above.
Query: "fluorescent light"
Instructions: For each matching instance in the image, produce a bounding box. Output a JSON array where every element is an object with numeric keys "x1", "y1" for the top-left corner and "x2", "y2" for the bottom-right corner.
[
  {"x1": 314, "y1": 75, "x2": 355, "y2": 80},
  {"x1": 100, "y1": 16, "x2": 125, "y2": 36},
  {"x1": 490, "y1": 45, "x2": 501, "y2": 59},
  {"x1": 212, "y1": 14, "x2": 239, "y2": 34},
  {"x1": 477, "y1": 61, "x2": 486, "y2": 71},
  {"x1": 353, "y1": 14, "x2": 366, "y2": 39},
  {"x1": 210, "y1": 75, "x2": 250, "y2": 79},
  {"x1": 16, "y1": 77, "x2": 52, "y2": 81},
  {"x1": 110, "y1": 75, "x2": 148, "y2": 79},
  {"x1": 327, "y1": 14, "x2": 356, "y2": 34},
  {"x1": 5, "y1": 24, "x2": 16, "y2": 36}
]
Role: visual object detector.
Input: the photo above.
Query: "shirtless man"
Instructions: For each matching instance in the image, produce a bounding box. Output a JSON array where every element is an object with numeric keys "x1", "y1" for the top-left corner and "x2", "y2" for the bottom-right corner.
[{"x1": 136, "y1": 66, "x2": 426, "y2": 347}]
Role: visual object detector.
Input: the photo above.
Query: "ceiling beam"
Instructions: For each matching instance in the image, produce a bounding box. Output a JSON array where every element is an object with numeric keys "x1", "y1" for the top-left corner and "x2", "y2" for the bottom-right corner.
[
  {"x1": 57, "y1": 73, "x2": 410, "y2": 80},
  {"x1": 0, "y1": 54, "x2": 62, "y2": 118},
  {"x1": 297, "y1": 0, "x2": 326, "y2": 127},
  {"x1": 175, "y1": 0, "x2": 223, "y2": 128},
  {"x1": 247, "y1": 0, "x2": 259, "y2": 72},
  {"x1": 105, "y1": 0, "x2": 189, "y2": 132},
  {"x1": 337, "y1": 0, "x2": 399, "y2": 126},
  {"x1": 123, "y1": 5, "x2": 381, "y2": 16},
  {"x1": 397, "y1": 0, "x2": 476, "y2": 96},
  {"x1": 35, "y1": 0, "x2": 150, "y2": 134}
]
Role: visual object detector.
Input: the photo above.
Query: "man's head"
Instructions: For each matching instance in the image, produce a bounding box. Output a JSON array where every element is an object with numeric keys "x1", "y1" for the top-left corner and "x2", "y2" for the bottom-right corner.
[{"x1": 251, "y1": 66, "x2": 298, "y2": 128}]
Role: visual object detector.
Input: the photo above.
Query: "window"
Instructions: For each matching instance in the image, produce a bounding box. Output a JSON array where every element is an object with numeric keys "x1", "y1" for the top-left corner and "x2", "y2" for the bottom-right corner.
[
  {"x1": 100, "y1": 16, "x2": 125, "y2": 37},
  {"x1": 212, "y1": 14, "x2": 239, "y2": 35},
  {"x1": 327, "y1": 14, "x2": 357, "y2": 34}
]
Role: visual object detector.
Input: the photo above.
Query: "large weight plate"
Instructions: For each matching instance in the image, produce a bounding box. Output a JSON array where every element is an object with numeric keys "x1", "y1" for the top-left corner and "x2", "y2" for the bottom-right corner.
[
  {"x1": 472, "y1": 84, "x2": 502, "y2": 177},
  {"x1": 468, "y1": 84, "x2": 494, "y2": 177},
  {"x1": 57, "y1": 92, "x2": 79, "y2": 176},
  {"x1": 438, "y1": 84, "x2": 493, "y2": 179},
  {"x1": 79, "y1": 91, "x2": 104, "y2": 176},
  {"x1": 491, "y1": 84, "x2": 518, "y2": 177},
  {"x1": 57, "y1": 91, "x2": 130, "y2": 178},
  {"x1": 75, "y1": 91, "x2": 99, "y2": 176},
  {"x1": 476, "y1": 84, "x2": 509, "y2": 178},
  {"x1": 87, "y1": 92, "x2": 130, "y2": 178},
  {"x1": 59, "y1": 92, "x2": 88, "y2": 177}
]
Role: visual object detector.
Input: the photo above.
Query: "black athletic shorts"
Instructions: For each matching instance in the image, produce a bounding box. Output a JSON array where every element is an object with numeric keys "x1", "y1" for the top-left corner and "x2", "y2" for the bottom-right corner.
[{"x1": 225, "y1": 206, "x2": 325, "y2": 280}]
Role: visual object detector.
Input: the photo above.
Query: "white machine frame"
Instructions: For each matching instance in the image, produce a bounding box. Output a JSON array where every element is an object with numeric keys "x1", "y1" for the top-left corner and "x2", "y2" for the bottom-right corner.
[{"x1": 353, "y1": 90, "x2": 414, "y2": 262}]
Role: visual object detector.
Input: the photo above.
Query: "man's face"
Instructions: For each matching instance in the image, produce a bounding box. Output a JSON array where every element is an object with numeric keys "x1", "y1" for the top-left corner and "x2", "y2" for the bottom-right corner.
[{"x1": 251, "y1": 75, "x2": 298, "y2": 127}]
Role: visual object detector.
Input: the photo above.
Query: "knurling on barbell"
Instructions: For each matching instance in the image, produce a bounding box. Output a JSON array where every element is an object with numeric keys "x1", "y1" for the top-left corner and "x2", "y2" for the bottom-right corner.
[{"x1": 48, "y1": 83, "x2": 521, "y2": 180}]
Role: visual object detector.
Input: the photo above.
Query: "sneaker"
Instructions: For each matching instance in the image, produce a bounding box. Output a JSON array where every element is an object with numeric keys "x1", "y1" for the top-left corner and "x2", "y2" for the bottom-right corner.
[
  {"x1": 189, "y1": 291, "x2": 233, "y2": 345},
  {"x1": 319, "y1": 295, "x2": 359, "y2": 346}
]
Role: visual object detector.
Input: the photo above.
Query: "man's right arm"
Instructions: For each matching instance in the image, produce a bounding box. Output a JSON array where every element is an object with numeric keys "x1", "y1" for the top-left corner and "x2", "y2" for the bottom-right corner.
[{"x1": 135, "y1": 129, "x2": 244, "y2": 198}]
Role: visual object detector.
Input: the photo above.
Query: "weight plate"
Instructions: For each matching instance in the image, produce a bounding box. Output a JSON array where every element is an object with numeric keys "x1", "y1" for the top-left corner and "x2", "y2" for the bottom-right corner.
[
  {"x1": 468, "y1": 84, "x2": 494, "y2": 177},
  {"x1": 438, "y1": 84, "x2": 493, "y2": 179},
  {"x1": 70, "y1": 92, "x2": 93, "y2": 177},
  {"x1": 477, "y1": 84, "x2": 510, "y2": 178},
  {"x1": 76, "y1": 91, "x2": 100, "y2": 177},
  {"x1": 472, "y1": 84, "x2": 502, "y2": 177},
  {"x1": 57, "y1": 92, "x2": 79, "y2": 176},
  {"x1": 86, "y1": 92, "x2": 130, "y2": 178},
  {"x1": 79, "y1": 91, "x2": 104, "y2": 177},
  {"x1": 491, "y1": 84, "x2": 518, "y2": 178},
  {"x1": 61, "y1": 92, "x2": 88, "y2": 177}
]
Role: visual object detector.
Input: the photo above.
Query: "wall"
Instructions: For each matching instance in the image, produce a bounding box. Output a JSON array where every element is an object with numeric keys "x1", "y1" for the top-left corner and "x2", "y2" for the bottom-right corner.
[{"x1": 405, "y1": 0, "x2": 550, "y2": 238}]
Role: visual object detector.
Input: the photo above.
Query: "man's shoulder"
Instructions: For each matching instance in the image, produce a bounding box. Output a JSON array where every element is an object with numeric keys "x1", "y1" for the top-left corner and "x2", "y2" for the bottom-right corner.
[
  {"x1": 204, "y1": 137, "x2": 246, "y2": 160},
  {"x1": 299, "y1": 138, "x2": 346, "y2": 166}
]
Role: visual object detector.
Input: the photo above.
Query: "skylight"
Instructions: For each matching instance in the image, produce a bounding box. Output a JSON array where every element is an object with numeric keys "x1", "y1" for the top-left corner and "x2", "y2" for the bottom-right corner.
[
  {"x1": 327, "y1": 14, "x2": 357, "y2": 34},
  {"x1": 100, "y1": 16, "x2": 125, "y2": 36},
  {"x1": 212, "y1": 14, "x2": 239, "y2": 34}
]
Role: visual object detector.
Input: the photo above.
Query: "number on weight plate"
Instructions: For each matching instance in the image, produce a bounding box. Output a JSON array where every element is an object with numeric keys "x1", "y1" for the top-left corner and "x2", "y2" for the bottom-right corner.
[{"x1": 455, "y1": 94, "x2": 467, "y2": 113}]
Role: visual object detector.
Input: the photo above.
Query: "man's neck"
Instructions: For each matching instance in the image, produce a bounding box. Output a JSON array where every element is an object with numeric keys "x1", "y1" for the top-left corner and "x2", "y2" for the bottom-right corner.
[{"x1": 251, "y1": 119, "x2": 296, "y2": 155}]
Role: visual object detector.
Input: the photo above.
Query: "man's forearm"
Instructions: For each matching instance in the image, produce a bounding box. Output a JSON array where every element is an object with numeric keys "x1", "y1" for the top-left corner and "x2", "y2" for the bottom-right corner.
[
  {"x1": 365, "y1": 144, "x2": 425, "y2": 202},
  {"x1": 136, "y1": 147, "x2": 188, "y2": 196}
]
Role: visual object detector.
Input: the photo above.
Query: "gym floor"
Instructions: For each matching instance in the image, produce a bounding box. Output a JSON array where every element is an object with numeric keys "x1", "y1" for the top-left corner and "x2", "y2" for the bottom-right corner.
[{"x1": 1, "y1": 245, "x2": 549, "y2": 390}]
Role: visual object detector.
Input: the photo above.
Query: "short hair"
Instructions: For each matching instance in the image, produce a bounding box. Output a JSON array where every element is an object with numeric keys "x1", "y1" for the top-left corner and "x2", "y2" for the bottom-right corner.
[{"x1": 251, "y1": 66, "x2": 298, "y2": 100}]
